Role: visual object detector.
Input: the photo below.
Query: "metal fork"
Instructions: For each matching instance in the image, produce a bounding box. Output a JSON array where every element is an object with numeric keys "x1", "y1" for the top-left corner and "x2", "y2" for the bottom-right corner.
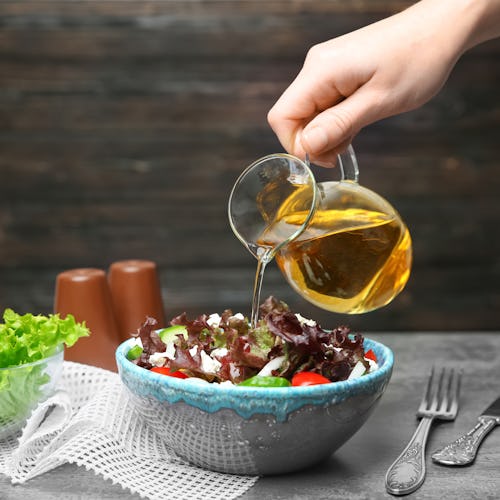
[{"x1": 385, "y1": 367, "x2": 461, "y2": 496}]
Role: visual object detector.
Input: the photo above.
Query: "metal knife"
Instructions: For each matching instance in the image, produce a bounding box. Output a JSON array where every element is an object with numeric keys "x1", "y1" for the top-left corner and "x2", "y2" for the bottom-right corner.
[{"x1": 431, "y1": 396, "x2": 500, "y2": 466}]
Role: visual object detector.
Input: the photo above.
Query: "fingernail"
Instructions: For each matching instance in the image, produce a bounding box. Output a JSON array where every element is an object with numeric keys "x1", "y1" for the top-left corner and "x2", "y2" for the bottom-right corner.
[{"x1": 302, "y1": 126, "x2": 329, "y2": 154}]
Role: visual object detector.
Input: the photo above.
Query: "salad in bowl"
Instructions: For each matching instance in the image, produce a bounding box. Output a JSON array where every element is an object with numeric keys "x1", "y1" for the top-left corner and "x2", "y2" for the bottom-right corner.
[
  {"x1": 117, "y1": 297, "x2": 393, "y2": 475},
  {"x1": 126, "y1": 296, "x2": 379, "y2": 387}
]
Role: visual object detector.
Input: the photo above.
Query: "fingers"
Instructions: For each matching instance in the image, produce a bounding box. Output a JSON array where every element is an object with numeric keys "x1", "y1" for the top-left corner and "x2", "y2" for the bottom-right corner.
[
  {"x1": 302, "y1": 105, "x2": 355, "y2": 153},
  {"x1": 305, "y1": 138, "x2": 354, "y2": 168},
  {"x1": 300, "y1": 87, "x2": 383, "y2": 162},
  {"x1": 268, "y1": 64, "x2": 381, "y2": 163},
  {"x1": 267, "y1": 64, "x2": 346, "y2": 160}
]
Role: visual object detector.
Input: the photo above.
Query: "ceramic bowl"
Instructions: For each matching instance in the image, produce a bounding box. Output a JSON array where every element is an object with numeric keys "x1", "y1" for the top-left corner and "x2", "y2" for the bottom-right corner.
[
  {"x1": 116, "y1": 337, "x2": 393, "y2": 475},
  {"x1": 0, "y1": 344, "x2": 64, "y2": 439}
]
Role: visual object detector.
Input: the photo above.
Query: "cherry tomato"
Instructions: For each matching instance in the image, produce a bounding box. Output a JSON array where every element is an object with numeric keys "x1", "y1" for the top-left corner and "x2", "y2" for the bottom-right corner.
[
  {"x1": 150, "y1": 366, "x2": 188, "y2": 379},
  {"x1": 364, "y1": 349, "x2": 377, "y2": 362},
  {"x1": 291, "y1": 371, "x2": 330, "y2": 387}
]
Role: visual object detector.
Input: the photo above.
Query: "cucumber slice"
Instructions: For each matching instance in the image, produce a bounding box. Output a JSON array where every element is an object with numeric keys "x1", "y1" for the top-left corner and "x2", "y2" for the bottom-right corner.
[
  {"x1": 159, "y1": 325, "x2": 188, "y2": 344},
  {"x1": 126, "y1": 344, "x2": 143, "y2": 361}
]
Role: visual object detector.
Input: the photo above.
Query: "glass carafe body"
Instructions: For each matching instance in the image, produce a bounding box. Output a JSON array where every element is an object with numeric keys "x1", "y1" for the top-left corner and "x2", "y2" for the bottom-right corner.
[{"x1": 257, "y1": 147, "x2": 412, "y2": 314}]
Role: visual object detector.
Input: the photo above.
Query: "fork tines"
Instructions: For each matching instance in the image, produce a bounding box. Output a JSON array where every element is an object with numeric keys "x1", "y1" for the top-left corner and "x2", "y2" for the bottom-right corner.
[{"x1": 418, "y1": 367, "x2": 461, "y2": 420}]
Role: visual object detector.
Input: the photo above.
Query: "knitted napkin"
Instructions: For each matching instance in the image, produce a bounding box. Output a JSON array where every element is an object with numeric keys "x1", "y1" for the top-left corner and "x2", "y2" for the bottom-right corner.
[{"x1": 0, "y1": 362, "x2": 257, "y2": 500}]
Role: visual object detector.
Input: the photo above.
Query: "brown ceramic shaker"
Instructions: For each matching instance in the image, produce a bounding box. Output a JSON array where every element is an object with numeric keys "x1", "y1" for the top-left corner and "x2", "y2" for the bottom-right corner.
[
  {"x1": 108, "y1": 259, "x2": 166, "y2": 342},
  {"x1": 54, "y1": 268, "x2": 121, "y2": 371}
]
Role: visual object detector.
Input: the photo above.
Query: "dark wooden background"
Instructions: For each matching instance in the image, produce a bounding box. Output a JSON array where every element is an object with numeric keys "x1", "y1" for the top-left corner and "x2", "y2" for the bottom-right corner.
[{"x1": 1, "y1": 0, "x2": 499, "y2": 332}]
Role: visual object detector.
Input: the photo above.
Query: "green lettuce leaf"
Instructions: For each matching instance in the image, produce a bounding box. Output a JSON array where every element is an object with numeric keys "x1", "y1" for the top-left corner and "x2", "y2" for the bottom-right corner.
[
  {"x1": 0, "y1": 309, "x2": 89, "y2": 368},
  {"x1": 0, "y1": 309, "x2": 89, "y2": 431}
]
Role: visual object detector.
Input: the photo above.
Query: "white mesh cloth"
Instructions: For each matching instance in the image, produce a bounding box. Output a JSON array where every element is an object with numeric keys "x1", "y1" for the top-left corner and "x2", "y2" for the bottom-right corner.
[{"x1": 0, "y1": 362, "x2": 258, "y2": 500}]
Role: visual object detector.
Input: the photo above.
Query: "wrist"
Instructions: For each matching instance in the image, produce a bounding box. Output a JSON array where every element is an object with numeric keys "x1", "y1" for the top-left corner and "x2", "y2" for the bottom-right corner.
[
  {"x1": 451, "y1": 0, "x2": 500, "y2": 50},
  {"x1": 416, "y1": 0, "x2": 500, "y2": 55}
]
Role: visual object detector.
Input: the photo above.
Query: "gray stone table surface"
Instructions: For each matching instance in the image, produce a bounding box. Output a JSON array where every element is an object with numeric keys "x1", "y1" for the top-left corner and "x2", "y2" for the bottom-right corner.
[{"x1": 2, "y1": 332, "x2": 499, "y2": 500}]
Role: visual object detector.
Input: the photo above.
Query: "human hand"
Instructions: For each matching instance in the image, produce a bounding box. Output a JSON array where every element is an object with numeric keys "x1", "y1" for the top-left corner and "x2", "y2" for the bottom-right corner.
[{"x1": 268, "y1": 0, "x2": 498, "y2": 166}]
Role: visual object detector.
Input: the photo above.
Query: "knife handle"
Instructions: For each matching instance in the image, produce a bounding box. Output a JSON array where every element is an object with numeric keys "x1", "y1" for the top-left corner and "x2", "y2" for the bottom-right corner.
[{"x1": 431, "y1": 417, "x2": 498, "y2": 466}]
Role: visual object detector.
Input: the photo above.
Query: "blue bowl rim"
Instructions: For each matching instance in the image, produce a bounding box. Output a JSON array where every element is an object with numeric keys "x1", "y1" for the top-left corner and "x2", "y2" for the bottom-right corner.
[{"x1": 116, "y1": 336, "x2": 393, "y2": 400}]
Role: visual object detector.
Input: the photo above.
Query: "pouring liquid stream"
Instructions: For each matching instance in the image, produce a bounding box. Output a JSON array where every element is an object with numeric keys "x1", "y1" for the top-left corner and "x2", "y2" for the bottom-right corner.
[{"x1": 250, "y1": 246, "x2": 274, "y2": 328}]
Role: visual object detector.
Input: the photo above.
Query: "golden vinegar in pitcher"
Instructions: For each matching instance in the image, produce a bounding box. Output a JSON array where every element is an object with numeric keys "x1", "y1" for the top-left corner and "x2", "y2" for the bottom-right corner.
[{"x1": 258, "y1": 181, "x2": 412, "y2": 314}]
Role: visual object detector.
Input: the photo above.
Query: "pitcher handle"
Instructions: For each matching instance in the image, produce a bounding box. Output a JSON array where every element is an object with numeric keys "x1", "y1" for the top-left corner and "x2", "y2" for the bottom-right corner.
[{"x1": 338, "y1": 144, "x2": 359, "y2": 183}]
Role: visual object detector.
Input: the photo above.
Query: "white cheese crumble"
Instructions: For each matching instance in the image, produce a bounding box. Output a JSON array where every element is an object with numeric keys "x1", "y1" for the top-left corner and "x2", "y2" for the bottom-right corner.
[
  {"x1": 148, "y1": 351, "x2": 170, "y2": 367},
  {"x1": 366, "y1": 358, "x2": 378, "y2": 373},
  {"x1": 183, "y1": 377, "x2": 209, "y2": 385},
  {"x1": 229, "y1": 313, "x2": 245, "y2": 321},
  {"x1": 347, "y1": 361, "x2": 367, "y2": 380},
  {"x1": 217, "y1": 380, "x2": 235, "y2": 387},
  {"x1": 200, "y1": 349, "x2": 222, "y2": 374},
  {"x1": 206, "y1": 313, "x2": 222, "y2": 328},
  {"x1": 211, "y1": 347, "x2": 228, "y2": 359},
  {"x1": 229, "y1": 363, "x2": 241, "y2": 380},
  {"x1": 164, "y1": 341, "x2": 176, "y2": 360},
  {"x1": 295, "y1": 313, "x2": 317, "y2": 327}
]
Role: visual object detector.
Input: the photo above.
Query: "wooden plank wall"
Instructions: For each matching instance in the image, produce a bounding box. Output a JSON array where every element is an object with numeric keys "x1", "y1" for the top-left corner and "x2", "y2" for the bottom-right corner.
[{"x1": 1, "y1": 0, "x2": 499, "y2": 332}]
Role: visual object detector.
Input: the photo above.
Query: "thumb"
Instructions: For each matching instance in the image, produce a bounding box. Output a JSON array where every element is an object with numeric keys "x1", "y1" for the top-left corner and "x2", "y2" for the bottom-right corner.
[{"x1": 301, "y1": 88, "x2": 382, "y2": 155}]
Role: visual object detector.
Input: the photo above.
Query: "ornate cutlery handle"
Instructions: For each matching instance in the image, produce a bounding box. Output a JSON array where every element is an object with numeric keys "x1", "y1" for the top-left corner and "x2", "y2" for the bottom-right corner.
[
  {"x1": 385, "y1": 416, "x2": 434, "y2": 496},
  {"x1": 431, "y1": 417, "x2": 498, "y2": 466}
]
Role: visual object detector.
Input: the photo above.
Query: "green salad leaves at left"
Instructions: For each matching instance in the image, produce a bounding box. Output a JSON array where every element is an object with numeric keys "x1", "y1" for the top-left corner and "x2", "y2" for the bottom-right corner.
[
  {"x1": 0, "y1": 309, "x2": 89, "y2": 430},
  {"x1": 0, "y1": 308, "x2": 89, "y2": 368}
]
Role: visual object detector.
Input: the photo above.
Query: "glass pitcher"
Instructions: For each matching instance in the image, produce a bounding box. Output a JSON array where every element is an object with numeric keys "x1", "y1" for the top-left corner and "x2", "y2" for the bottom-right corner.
[{"x1": 229, "y1": 146, "x2": 412, "y2": 314}]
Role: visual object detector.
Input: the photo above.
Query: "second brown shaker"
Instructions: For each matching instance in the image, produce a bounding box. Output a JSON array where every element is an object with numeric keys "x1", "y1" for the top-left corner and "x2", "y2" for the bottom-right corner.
[{"x1": 108, "y1": 259, "x2": 166, "y2": 342}]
